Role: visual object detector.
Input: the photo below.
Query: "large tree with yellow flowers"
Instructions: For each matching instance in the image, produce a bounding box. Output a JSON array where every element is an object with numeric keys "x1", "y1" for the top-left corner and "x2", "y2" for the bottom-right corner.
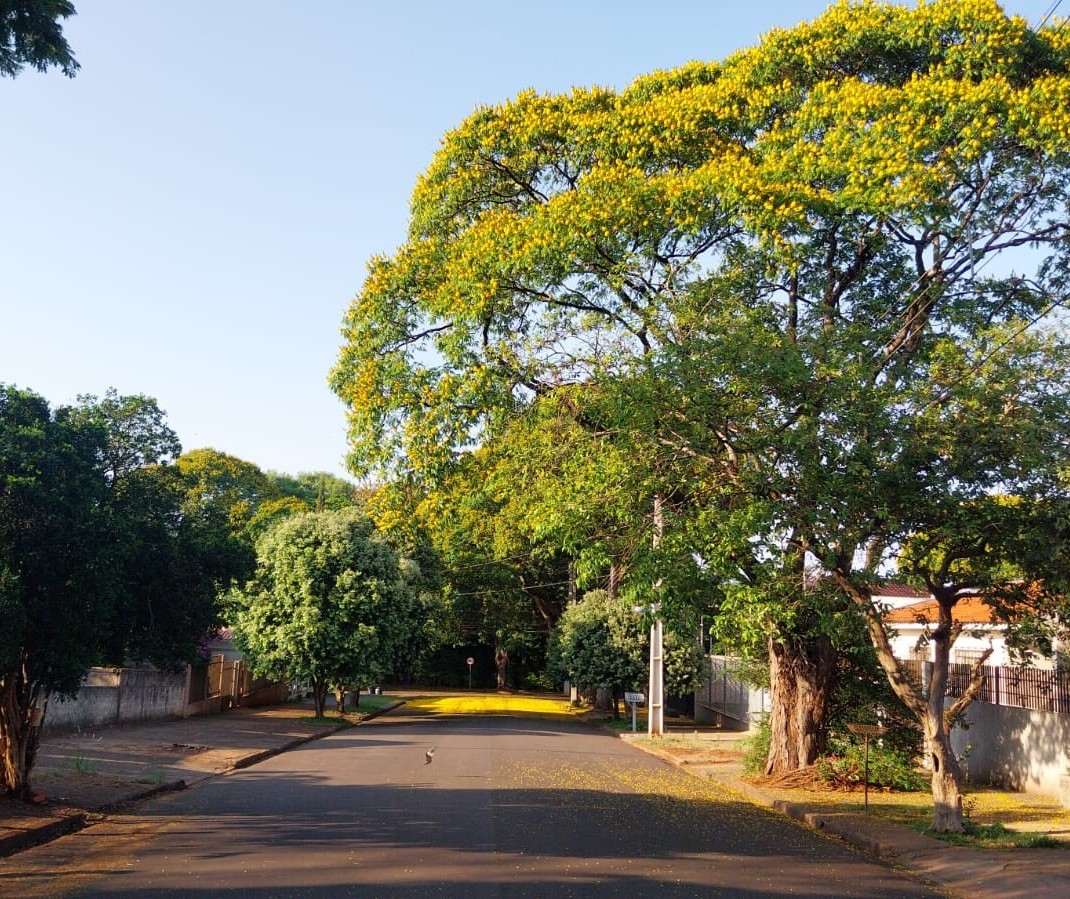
[{"x1": 334, "y1": 0, "x2": 1070, "y2": 832}]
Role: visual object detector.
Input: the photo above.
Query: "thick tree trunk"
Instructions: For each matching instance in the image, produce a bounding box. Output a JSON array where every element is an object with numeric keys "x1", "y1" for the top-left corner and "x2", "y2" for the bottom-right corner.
[
  {"x1": 0, "y1": 669, "x2": 43, "y2": 800},
  {"x1": 764, "y1": 634, "x2": 837, "y2": 776},
  {"x1": 334, "y1": 686, "x2": 347, "y2": 714}
]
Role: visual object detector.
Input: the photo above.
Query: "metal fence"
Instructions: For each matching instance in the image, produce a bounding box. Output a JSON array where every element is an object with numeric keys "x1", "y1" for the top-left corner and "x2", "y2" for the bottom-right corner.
[
  {"x1": 902, "y1": 659, "x2": 1070, "y2": 715},
  {"x1": 698, "y1": 655, "x2": 769, "y2": 724}
]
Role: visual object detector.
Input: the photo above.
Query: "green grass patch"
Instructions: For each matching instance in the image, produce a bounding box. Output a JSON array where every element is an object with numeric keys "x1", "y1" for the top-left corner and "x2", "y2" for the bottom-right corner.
[
  {"x1": 298, "y1": 715, "x2": 348, "y2": 725},
  {"x1": 908, "y1": 819, "x2": 1064, "y2": 849},
  {"x1": 603, "y1": 716, "x2": 645, "y2": 732},
  {"x1": 350, "y1": 692, "x2": 397, "y2": 713}
]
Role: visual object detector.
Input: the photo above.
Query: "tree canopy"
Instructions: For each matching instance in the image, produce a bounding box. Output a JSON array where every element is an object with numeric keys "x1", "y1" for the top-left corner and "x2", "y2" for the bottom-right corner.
[
  {"x1": 333, "y1": 0, "x2": 1070, "y2": 832},
  {"x1": 234, "y1": 509, "x2": 417, "y2": 717},
  {"x1": 0, "y1": 0, "x2": 78, "y2": 78},
  {"x1": 1, "y1": 386, "x2": 108, "y2": 797}
]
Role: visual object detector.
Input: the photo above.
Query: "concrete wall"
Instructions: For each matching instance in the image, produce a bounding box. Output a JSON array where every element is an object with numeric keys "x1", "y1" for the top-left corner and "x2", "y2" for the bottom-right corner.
[
  {"x1": 42, "y1": 667, "x2": 189, "y2": 733},
  {"x1": 951, "y1": 701, "x2": 1070, "y2": 796}
]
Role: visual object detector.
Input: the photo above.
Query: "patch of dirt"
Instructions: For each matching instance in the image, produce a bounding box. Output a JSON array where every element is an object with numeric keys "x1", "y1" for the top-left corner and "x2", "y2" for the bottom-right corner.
[
  {"x1": 27, "y1": 770, "x2": 156, "y2": 811},
  {"x1": 662, "y1": 747, "x2": 744, "y2": 766},
  {"x1": 750, "y1": 765, "x2": 834, "y2": 791}
]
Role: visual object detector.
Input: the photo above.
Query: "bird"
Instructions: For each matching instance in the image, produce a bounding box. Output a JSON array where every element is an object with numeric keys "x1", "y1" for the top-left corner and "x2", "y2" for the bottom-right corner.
[{"x1": 425, "y1": 745, "x2": 436, "y2": 765}]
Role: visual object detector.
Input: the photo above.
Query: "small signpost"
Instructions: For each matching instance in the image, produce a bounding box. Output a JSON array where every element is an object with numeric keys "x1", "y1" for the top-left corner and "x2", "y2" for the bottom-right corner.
[
  {"x1": 467, "y1": 657, "x2": 475, "y2": 690},
  {"x1": 847, "y1": 722, "x2": 889, "y2": 812},
  {"x1": 625, "y1": 691, "x2": 646, "y2": 732}
]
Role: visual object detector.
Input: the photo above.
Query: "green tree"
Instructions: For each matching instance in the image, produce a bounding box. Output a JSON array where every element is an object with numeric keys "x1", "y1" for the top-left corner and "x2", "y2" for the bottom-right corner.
[
  {"x1": 333, "y1": 0, "x2": 1070, "y2": 832},
  {"x1": 0, "y1": 0, "x2": 78, "y2": 78},
  {"x1": 0, "y1": 386, "x2": 107, "y2": 798},
  {"x1": 72, "y1": 389, "x2": 182, "y2": 482},
  {"x1": 270, "y1": 471, "x2": 369, "y2": 512},
  {"x1": 550, "y1": 590, "x2": 704, "y2": 716},
  {"x1": 234, "y1": 509, "x2": 414, "y2": 717},
  {"x1": 175, "y1": 448, "x2": 281, "y2": 581}
]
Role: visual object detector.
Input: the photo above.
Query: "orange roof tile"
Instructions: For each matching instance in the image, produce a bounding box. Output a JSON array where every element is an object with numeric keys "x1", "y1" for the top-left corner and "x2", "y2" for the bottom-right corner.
[{"x1": 885, "y1": 595, "x2": 998, "y2": 625}]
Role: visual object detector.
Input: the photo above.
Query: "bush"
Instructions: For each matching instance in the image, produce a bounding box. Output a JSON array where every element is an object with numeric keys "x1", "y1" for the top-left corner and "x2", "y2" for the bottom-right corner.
[
  {"x1": 817, "y1": 739, "x2": 927, "y2": 792},
  {"x1": 740, "y1": 715, "x2": 771, "y2": 775}
]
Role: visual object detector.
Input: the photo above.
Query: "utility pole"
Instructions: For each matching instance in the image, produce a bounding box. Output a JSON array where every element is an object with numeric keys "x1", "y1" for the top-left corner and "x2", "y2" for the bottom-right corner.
[{"x1": 649, "y1": 493, "x2": 665, "y2": 738}]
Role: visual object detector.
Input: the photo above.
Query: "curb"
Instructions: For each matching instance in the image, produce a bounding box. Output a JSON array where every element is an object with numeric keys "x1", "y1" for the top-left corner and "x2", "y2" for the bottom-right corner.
[{"x1": 0, "y1": 810, "x2": 89, "y2": 858}]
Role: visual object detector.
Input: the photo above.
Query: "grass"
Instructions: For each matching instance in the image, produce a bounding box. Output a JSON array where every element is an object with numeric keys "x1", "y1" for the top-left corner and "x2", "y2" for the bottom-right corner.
[
  {"x1": 935, "y1": 821, "x2": 1062, "y2": 848},
  {"x1": 742, "y1": 777, "x2": 1070, "y2": 849},
  {"x1": 297, "y1": 691, "x2": 403, "y2": 724},
  {"x1": 350, "y1": 691, "x2": 398, "y2": 713},
  {"x1": 73, "y1": 755, "x2": 94, "y2": 775}
]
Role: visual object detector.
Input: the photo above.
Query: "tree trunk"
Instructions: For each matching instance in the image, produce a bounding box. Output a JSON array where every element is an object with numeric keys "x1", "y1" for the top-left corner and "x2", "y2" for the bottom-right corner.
[
  {"x1": 926, "y1": 715, "x2": 965, "y2": 833},
  {"x1": 334, "y1": 686, "x2": 346, "y2": 714},
  {"x1": 764, "y1": 634, "x2": 837, "y2": 776},
  {"x1": 494, "y1": 646, "x2": 509, "y2": 690},
  {"x1": 0, "y1": 669, "x2": 42, "y2": 800},
  {"x1": 312, "y1": 679, "x2": 329, "y2": 718}
]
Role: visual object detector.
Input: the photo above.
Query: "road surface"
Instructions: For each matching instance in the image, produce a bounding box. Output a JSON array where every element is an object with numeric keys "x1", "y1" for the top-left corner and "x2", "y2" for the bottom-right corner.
[{"x1": 0, "y1": 710, "x2": 938, "y2": 897}]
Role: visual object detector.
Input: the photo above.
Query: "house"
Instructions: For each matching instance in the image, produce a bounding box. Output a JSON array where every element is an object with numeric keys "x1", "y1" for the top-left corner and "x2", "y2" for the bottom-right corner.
[{"x1": 881, "y1": 592, "x2": 1016, "y2": 667}]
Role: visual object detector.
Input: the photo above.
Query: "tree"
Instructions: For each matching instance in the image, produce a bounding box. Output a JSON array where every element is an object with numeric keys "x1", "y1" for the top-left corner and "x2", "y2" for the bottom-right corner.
[
  {"x1": 333, "y1": 0, "x2": 1070, "y2": 832},
  {"x1": 399, "y1": 460, "x2": 569, "y2": 690},
  {"x1": 72, "y1": 389, "x2": 182, "y2": 482},
  {"x1": 175, "y1": 448, "x2": 281, "y2": 580},
  {"x1": 0, "y1": 0, "x2": 78, "y2": 78},
  {"x1": 233, "y1": 509, "x2": 414, "y2": 717},
  {"x1": 269, "y1": 471, "x2": 369, "y2": 512},
  {"x1": 0, "y1": 386, "x2": 108, "y2": 798},
  {"x1": 69, "y1": 394, "x2": 252, "y2": 668},
  {"x1": 550, "y1": 590, "x2": 704, "y2": 716}
]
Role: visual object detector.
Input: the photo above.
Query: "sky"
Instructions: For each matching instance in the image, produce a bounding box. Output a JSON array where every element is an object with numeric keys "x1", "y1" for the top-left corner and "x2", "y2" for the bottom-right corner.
[{"x1": 1, "y1": 1, "x2": 1059, "y2": 482}]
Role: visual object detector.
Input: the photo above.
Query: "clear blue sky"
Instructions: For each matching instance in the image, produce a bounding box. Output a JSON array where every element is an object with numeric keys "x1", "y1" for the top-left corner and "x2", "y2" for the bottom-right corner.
[{"x1": 0, "y1": 1, "x2": 1056, "y2": 481}]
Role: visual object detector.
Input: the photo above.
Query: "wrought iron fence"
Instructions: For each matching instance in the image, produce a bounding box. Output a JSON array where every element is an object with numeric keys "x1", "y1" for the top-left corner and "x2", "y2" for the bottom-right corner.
[{"x1": 901, "y1": 659, "x2": 1070, "y2": 714}]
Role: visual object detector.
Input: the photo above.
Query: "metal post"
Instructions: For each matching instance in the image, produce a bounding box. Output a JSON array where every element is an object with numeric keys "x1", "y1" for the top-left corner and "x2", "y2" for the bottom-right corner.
[{"x1": 863, "y1": 734, "x2": 871, "y2": 812}]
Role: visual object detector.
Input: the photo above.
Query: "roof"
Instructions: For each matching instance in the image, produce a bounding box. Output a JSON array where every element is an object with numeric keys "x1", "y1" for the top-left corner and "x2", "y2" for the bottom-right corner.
[
  {"x1": 885, "y1": 594, "x2": 999, "y2": 626},
  {"x1": 872, "y1": 583, "x2": 930, "y2": 599}
]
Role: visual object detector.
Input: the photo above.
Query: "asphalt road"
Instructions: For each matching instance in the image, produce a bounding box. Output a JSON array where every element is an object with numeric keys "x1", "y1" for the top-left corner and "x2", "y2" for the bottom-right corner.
[{"x1": 0, "y1": 711, "x2": 939, "y2": 897}]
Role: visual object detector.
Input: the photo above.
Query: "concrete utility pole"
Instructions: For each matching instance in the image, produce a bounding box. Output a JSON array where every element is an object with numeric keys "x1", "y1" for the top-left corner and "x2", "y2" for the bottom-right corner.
[
  {"x1": 647, "y1": 608, "x2": 664, "y2": 737},
  {"x1": 648, "y1": 493, "x2": 665, "y2": 738}
]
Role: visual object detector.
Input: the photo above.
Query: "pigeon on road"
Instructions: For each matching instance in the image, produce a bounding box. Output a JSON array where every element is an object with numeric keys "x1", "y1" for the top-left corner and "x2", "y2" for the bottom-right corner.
[{"x1": 425, "y1": 746, "x2": 436, "y2": 765}]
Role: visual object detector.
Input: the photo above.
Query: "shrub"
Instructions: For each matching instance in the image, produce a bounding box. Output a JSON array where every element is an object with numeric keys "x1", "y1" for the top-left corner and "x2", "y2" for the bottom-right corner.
[
  {"x1": 740, "y1": 715, "x2": 771, "y2": 775},
  {"x1": 817, "y1": 739, "x2": 927, "y2": 792}
]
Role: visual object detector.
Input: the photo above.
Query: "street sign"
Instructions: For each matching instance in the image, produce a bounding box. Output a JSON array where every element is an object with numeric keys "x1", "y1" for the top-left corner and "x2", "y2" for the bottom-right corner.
[
  {"x1": 624, "y1": 692, "x2": 645, "y2": 732},
  {"x1": 467, "y1": 657, "x2": 475, "y2": 666}
]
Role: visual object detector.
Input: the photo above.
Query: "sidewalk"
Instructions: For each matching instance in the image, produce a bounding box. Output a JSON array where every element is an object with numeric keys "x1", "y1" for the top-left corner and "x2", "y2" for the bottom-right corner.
[
  {"x1": 0, "y1": 699, "x2": 398, "y2": 858},
  {"x1": 2, "y1": 703, "x2": 1068, "y2": 899},
  {"x1": 624, "y1": 728, "x2": 1070, "y2": 899}
]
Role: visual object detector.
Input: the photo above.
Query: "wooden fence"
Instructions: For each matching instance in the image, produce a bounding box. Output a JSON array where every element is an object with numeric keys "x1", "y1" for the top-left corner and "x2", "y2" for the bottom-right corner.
[
  {"x1": 188, "y1": 654, "x2": 286, "y2": 709},
  {"x1": 902, "y1": 660, "x2": 1070, "y2": 715}
]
